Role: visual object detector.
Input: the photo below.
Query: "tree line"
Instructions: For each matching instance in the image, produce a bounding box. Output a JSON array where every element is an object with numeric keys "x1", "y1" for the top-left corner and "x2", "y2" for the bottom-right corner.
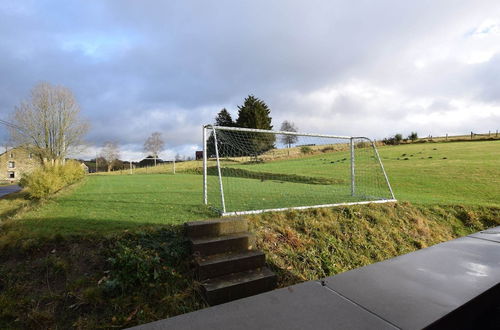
[
  {"x1": 5, "y1": 83, "x2": 299, "y2": 168},
  {"x1": 207, "y1": 95, "x2": 299, "y2": 157}
]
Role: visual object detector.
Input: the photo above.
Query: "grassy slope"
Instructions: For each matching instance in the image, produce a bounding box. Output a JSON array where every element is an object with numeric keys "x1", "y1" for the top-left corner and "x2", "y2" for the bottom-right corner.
[
  {"x1": 249, "y1": 203, "x2": 500, "y2": 287},
  {"x1": 1, "y1": 202, "x2": 498, "y2": 328}
]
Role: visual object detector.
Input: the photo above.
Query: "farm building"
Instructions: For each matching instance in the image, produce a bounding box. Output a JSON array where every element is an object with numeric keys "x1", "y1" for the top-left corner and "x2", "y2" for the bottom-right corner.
[{"x1": 0, "y1": 146, "x2": 41, "y2": 182}]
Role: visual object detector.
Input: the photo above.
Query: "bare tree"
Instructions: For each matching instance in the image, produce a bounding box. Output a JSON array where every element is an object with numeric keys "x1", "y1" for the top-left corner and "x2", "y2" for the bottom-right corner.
[
  {"x1": 175, "y1": 153, "x2": 184, "y2": 161},
  {"x1": 280, "y1": 120, "x2": 298, "y2": 148},
  {"x1": 143, "y1": 132, "x2": 165, "y2": 166},
  {"x1": 100, "y1": 141, "x2": 120, "y2": 172},
  {"x1": 9, "y1": 82, "x2": 89, "y2": 165}
]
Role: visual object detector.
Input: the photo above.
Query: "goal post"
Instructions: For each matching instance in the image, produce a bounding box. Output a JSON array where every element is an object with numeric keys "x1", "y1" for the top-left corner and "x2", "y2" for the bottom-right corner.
[{"x1": 203, "y1": 125, "x2": 396, "y2": 216}]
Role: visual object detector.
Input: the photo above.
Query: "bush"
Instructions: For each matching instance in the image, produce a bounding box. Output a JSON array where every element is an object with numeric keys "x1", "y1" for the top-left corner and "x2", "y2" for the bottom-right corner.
[
  {"x1": 19, "y1": 160, "x2": 85, "y2": 199},
  {"x1": 356, "y1": 141, "x2": 370, "y2": 149},
  {"x1": 408, "y1": 132, "x2": 418, "y2": 141},
  {"x1": 103, "y1": 229, "x2": 188, "y2": 293},
  {"x1": 300, "y1": 146, "x2": 313, "y2": 154},
  {"x1": 383, "y1": 133, "x2": 404, "y2": 145}
]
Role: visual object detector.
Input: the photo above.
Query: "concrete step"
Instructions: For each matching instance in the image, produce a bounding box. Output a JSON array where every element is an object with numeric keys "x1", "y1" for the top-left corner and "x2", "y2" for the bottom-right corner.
[
  {"x1": 197, "y1": 250, "x2": 266, "y2": 280},
  {"x1": 185, "y1": 217, "x2": 248, "y2": 239},
  {"x1": 190, "y1": 233, "x2": 255, "y2": 257},
  {"x1": 202, "y1": 267, "x2": 277, "y2": 305}
]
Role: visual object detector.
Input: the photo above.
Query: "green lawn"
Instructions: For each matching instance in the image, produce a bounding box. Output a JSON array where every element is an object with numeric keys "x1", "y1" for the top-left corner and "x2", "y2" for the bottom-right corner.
[
  {"x1": 1, "y1": 174, "x2": 216, "y2": 237},
  {"x1": 381, "y1": 140, "x2": 500, "y2": 206},
  {"x1": 214, "y1": 140, "x2": 499, "y2": 209},
  {"x1": 2, "y1": 140, "x2": 499, "y2": 238}
]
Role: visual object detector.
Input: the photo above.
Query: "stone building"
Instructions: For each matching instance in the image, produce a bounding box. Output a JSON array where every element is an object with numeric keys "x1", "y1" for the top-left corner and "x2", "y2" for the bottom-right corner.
[{"x1": 0, "y1": 147, "x2": 41, "y2": 183}]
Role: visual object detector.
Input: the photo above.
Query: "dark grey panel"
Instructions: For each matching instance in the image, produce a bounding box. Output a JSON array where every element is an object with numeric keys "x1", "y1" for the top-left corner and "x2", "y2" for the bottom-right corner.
[
  {"x1": 323, "y1": 237, "x2": 500, "y2": 330},
  {"x1": 130, "y1": 281, "x2": 396, "y2": 330},
  {"x1": 469, "y1": 226, "x2": 500, "y2": 243}
]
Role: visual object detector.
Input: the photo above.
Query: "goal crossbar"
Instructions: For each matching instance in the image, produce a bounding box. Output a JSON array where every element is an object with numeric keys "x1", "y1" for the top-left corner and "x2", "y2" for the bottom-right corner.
[{"x1": 207, "y1": 125, "x2": 368, "y2": 140}]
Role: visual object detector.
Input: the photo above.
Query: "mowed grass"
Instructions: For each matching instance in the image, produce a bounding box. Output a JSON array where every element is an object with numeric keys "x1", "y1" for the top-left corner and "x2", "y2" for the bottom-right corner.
[
  {"x1": 1, "y1": 140, "x2": 498, "y2": 238},
  {"x1": 380, "y1": 140, "x2": 500, "y2": 206},
  {"x1": 1, "y1": 174, "x2": 216, "y2": 238},
  {"x1": 213, "y1": 140, "x2": 499, "y2": 208}
]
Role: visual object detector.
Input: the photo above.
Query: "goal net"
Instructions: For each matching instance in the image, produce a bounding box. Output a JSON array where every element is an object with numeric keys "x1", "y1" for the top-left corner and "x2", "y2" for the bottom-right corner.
[{"x1": 203, "y1": 125, "x2": 395, "y2": 216}]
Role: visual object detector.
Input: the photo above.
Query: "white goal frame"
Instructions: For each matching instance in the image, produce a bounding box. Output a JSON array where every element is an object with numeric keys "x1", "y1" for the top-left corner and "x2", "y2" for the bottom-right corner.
[{"x1": 203, "y1": 125, "x2": 396, "y2": 216}]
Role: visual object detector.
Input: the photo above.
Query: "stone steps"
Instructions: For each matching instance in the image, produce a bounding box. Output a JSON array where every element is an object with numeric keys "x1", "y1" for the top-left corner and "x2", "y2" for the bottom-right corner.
[
  {"x1": 185, "y1": 217, "x2": 277, "y2": 305},
  {"x1": 185, "y1": 217, "x2": 248, "y2": 239},
  {"x1": 190, "y1": 232, "x2": 255, "y2": 257},
  {"x1": 196, "y1": 250, "x2": 266, "y2": 280},
  {"x1": 202, "y1": 267, "x2": 277, "y2": 306}
]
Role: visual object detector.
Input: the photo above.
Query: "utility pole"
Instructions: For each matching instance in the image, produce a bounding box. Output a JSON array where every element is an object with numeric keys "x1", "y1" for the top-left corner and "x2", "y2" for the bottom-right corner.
[
  {"x1": 129, "y1": 161, "x2": 133, "y2": 175},
  {"x1": 95, "y1": 152, "x2": 98, "y2": 173},
  {"x1": 173, "y1": 158, "x2": 176, "y2": 174}
]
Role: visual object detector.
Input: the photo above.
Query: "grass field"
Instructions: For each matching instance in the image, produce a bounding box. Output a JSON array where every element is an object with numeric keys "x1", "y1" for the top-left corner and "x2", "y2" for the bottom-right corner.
[
  {"x1": 0, "y1": 174, "x2": 216, "y2": 238},
  {"x1": 212, "y1": 140, "x2": 499, "y2": 210},
  {"x1": 1, "y1": 140, "x2": 498, "y2": 239},
  {"x1": 1, "y1": 139, "x2": 499, "y2": 328},
  {"x1": 381, "y1": 141, "x2": 499, "y2": 205}
]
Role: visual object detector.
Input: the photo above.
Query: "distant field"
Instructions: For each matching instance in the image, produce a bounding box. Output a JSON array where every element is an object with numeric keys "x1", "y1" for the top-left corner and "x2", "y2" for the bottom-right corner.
[
  {"x1": 2, "y1": 140, "x2": 498, "y2": 238},
  {"x1": 213, "y1": 140, "x2": 499, "y2": 209},
  {"x1": 381, "y1": 140, "x2": 499, "y2": 206}
]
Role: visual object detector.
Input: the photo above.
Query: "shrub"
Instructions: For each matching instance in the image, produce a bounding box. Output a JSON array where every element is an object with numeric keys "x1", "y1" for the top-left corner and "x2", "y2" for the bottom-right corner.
[
  {"x1": 300, "y1": 146, "x2": 312, "y2": 154},
  {"x1": 105, "y1": 244, "x2": 162, "y2": 292},
  {"x1": 321, "y1": 146, "x2": 335, "y2": 153},
  {"x1": 59, "y1": 160, "x2": 86, "y2": 183},
  {"x1": 383, "y1": 133, "x2": 404, "y2": 145},
  {"x1": 19, "y1": 160, "x2": 85, "y2": 199},
  {"x1": 356, "y1": 141, "x2": 369, "y2": 149},
  {"x1": 103, "y1": 229, "x2": 189, "y2": 293}
]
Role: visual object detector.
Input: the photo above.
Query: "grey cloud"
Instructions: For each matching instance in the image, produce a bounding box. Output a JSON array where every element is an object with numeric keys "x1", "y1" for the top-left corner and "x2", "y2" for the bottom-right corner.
[{"x1": 1, "y1": 0, "x2": 500, "y2": 152}]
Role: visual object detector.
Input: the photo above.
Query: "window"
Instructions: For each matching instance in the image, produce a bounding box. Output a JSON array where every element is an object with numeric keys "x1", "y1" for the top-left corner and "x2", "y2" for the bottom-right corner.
[
  {"x1": 9, "y1": 152, "x2": 14, "y2": 158},
  {"x1": 8, "y1": 161, "x2": 15, "y2": 168},
  {"x1": 8, "y1": 171, "x2": 15, "y2": 179}
]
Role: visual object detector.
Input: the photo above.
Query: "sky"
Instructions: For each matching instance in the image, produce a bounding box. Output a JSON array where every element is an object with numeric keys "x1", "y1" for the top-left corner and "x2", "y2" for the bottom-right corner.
[{"x1": 1, "y1": 0, "x2": 499, "y2": 161}]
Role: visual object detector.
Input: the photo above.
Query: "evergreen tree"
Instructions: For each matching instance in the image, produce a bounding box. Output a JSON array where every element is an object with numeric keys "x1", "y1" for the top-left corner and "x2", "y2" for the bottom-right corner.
[
  {"x1": 207, "y1": 108, "x2": 237, "y2": 157},
  {"x1": 215, "y1": 108, "x2": 234, "y2": 127},
  {"x1": 235, "y1": 95, "x2": 273, "y2": 130},
  {"x1": 235, "y1": 95, "x2": 275, "y2": 154}
]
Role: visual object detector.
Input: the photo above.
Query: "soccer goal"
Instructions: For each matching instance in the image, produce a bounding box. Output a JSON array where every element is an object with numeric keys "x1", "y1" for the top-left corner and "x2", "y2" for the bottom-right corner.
[{"x1": 202, "y1": 125, "x2": 396, "y2": 216}]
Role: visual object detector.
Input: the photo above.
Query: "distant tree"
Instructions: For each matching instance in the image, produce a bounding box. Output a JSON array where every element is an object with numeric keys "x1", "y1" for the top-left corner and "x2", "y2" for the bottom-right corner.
[
  {"x1": 207, "y1": 108, "x2": 237, "y2": 156},
  {"x1": 408, "y1": 132, "x2": 418, "y2": 141},
  {"x1": 215, "y1": 108, "x2": 234, "y2": 127},
  {"x1": 280, "y1": 120, "x2": 298, "y2": 148},
  {"x1": 144, "y1": 132, "x2": 165, "y2": 166},
  {"x1": 100, "y1": 141, "x2": 120, "y2": 172},
  {"x1": 235, "y1": 95, "x2": 275, "y2": 154},
  {"x1": 236, "y1": 95, "x2": 273, "y2": 130},
  {"x1": 394, "y1": 134, "x2": 403, "y2": 144},
  {"x1": 9, "y1": 82, "x2": 89, "y2": 165}
]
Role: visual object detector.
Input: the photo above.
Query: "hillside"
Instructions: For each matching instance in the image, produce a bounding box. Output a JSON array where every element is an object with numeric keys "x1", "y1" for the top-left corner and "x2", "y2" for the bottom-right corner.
[{"x1": 1, "y1": 202, "x2": 498, "y2": 328}]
